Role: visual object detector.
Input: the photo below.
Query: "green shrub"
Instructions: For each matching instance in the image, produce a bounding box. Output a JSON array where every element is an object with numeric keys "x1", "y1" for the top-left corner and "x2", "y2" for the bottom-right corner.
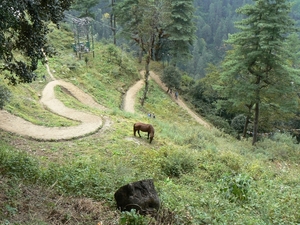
[
  {"x1": 161, "y1": 151, "x2": 197, "y2": 177},
  {"x1": 119, "y1": 209, "x2": 150, "y2": 225},
  {"x1": 231, "y1": 114, "x2": 246, "y2": 133},
  {"x1": 0, "y1": 84, "x2": 11, "y2": 109},
  {"x1": 0, "y1": 146, "x2": 40, "y2": 181},
  {"x1": 206, "y1": 114, "x2": 235, "y2": 135},
  {"x1": 219, "y1": 173, "x2": 254, "y2": 203},
  {"x1": 256, "y1": 132, "x2": 300, "y2": 162}
]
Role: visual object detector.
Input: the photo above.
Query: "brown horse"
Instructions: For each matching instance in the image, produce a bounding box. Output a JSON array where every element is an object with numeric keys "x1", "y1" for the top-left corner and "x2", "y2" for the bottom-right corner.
[{"x1": 133, "y1": 122, "x2": 155, "y2": 143}]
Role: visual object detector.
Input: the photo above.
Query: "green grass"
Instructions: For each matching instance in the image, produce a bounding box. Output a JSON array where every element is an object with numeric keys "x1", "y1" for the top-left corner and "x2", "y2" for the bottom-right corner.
[{"x1": 1, "y1": 26, "x2": 300, "y2": 225}]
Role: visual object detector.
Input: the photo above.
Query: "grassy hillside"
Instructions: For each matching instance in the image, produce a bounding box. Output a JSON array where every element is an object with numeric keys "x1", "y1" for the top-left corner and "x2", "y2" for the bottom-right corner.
[{"x1": 0, "y1": 25, "x2": 300, "y2": 224}]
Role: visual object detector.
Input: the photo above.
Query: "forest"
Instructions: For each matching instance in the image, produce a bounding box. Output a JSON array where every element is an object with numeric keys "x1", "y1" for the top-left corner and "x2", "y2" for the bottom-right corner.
[
  {"x1": 70, "y1": 0, "x2": 300, "y2": 77},
  {"x1": 64, "y1": 0, "x2": 300, "y2": 144}
]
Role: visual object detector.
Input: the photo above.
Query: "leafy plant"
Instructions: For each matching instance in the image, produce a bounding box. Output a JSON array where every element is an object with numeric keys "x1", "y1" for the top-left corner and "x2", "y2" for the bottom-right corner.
[
  {"x1": 219, "y1": 173, "x2": 254, "y2": 203},
  {"x1": 161, "y1": 66, "x2": 182, "y2": 92},
  {"x1": 231, "y1": 114, "x2": 246, "y2": 133},
  {"x1": 205, "y1": 114, "x2": 235, "y2": 135},
  {"x1": 0, "y1": 145, "x2": 40, "y2": 181},
  {"x1": 0, "y1": 84, "x2": 11, "y2": 109},
  {"x1": 119, "y1": 209, "x2": 150, "y2": 225},
  {"x1": 161, "y1": 151, "x2": 196, "y2": 177}
]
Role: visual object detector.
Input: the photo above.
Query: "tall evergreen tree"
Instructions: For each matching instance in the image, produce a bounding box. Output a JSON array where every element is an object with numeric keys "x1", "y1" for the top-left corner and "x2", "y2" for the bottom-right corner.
[
  {"x1": 71, "y1": 0, "x2": 99, "y2": 18},
  {"x1": 167, "y1": 0, "x2": 196, "y2": 64},
  {"x1": 217, "y1": 0, "x2": 299, "y2": 145},
  {"x1": 110, "y1": 0, "x2": 117, "y2": 45}
]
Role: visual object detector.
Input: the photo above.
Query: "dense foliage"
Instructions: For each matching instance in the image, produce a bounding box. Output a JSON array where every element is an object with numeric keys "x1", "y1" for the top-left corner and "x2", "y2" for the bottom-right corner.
[
  {"x1": 217, "y1": 0, "x2": 300, "y2": 144},
  {"x1": 0, "y1": 0, "x2": 73, "y2": 85},
  {"x1": 67, "y1": 0, "x2": 300, "y2": 77},
  {"x1": 161, "y1": 66, "x2": 181, "y2": 93}
]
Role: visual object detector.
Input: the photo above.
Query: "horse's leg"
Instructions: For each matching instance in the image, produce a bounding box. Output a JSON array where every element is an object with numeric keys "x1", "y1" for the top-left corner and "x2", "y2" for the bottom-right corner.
[
  {"x1": 147, "y1": 132, "x2": 150, "y2": 139},
  {"x1": 137, "y1": 130, "x2": 141, "y2": 137}
]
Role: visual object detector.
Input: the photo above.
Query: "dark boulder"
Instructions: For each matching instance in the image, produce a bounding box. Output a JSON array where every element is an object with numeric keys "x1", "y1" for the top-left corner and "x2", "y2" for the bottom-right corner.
[{"x1": 114, "y1": 179, "x2": 160, "y2": 215}]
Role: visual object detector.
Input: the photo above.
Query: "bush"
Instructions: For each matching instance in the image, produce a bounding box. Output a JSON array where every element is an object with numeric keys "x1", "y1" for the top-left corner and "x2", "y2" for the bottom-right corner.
[
  {"x1": 256, "y1": 132, "x2": 300, "y2": 162},
  {"x1": 162, "y1": 66, "x2": 181, "y2": 91},
  {"x1": 161, "y1": 151, "x2": 197, "y2": 177},
  {"x1": 219, "y1": 173, "x2": 254, "y2": 203},
  {"x1": 119, "y1": 209, "x2": 150, "y2": 225},
  {"x1": 0, "y1": 84, "x2": 11, "y2": 109},
  {"x1": 206, "y1": 114, "x2": 235, "y2": 135},
  {"x1": 231, "y1": 114, "x2": 246, "y2": 133},
  {"x1": 0, "y1": 146, "x2": 40, "y2": 181}
]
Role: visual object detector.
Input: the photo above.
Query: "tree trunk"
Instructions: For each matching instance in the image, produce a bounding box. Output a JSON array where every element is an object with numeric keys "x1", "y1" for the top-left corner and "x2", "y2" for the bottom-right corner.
[
  {"x1": 242, "y1": 115, "x2": 250, "y2": 138},
  {"x1": 141, "y1": 54, "x2": 150, "y2": 106},
  {"x1": 138, "y1": 48, "x2": 143, "y2": 64},
  {"x1": 113, "y1": 16, "x2": 116, "y2": 45},
  {"x1": 110, "y1": 0, "x2": 116, "y2": 45},
  {"x1": 242, "y1": 103, "x2": 253, "y2": 138},
  {"x1": 252, "y1": 102, "x2": 259, "y2": 145}
]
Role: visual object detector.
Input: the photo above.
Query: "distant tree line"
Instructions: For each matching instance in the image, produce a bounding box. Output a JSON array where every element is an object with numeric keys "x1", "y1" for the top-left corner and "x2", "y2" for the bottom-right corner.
[{"x1": 54, "y1": 0, "x2": 300, "y2": 144}]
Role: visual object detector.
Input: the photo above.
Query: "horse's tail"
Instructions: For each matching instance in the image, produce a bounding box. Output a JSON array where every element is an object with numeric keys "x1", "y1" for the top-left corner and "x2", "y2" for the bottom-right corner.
[
  {"x1": 133, "y1": 123, "x2": 136, "y2": 135},
  {"x1": 150, "y1": 125, "x2": 155, "y2": 137},
  {"x1": 149, "y1": 125, "x2": 154, "y2": 143}
]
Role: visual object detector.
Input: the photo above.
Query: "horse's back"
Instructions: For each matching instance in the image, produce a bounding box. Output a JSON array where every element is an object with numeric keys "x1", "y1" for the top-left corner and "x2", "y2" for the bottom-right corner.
[
  {"x1": 134, "y1": 122, "x2": 150, "y2": 132},
  {"x1": 134, "y1": 122, "x2": 143, "y2": 127}
]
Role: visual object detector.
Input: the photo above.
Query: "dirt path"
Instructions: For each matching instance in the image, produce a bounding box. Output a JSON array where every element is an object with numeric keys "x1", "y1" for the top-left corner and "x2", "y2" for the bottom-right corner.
[
  {"x1": 0, "y1": 64, "x2": 109, "y2": 141},
  {"x1": 123, "y1": 70, "x2": 210, "y2": 128},
  {"x1": 0, "y1": 67, "x2": 209, "y2": 140},
  {"x1": 123, "y1": 79, "x2": 144, "y2": 113}
]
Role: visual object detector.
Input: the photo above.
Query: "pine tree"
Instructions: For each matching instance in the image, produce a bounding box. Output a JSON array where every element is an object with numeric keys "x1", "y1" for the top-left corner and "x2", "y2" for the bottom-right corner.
[
  {"x1": 71, "y1": 0, "x2": 99, "y2": 18},
  {"x1": 217, "y1": 0, "x2": 300, "y2": 145},
  {"x1": 167, "y1": 0, "x2": 196, "y2": 64}
]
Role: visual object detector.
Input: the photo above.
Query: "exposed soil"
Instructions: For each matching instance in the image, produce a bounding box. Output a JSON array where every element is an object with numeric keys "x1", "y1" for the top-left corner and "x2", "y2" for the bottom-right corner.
[{"x1": 0, "y1": 66, "x2": 209, "y2": 141}]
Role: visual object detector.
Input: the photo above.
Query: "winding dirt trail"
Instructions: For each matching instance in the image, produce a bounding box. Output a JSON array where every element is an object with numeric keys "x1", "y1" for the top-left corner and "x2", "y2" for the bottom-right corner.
[
  {"x1": 123, "y1": 79, "x2": 144, "y2": 113},
  {"x1": 123, "y1": 70, "x2": 210, "y2": 128},
  {"x1": 0, "y1": 64, "x2": 109, "y2": 140},
  {"x1": 0, "y1": 67, "x2": 209, "y2": 140}
]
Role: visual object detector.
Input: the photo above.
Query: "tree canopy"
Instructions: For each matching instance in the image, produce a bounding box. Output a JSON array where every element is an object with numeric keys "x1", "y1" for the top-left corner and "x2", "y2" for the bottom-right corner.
[
  {"x1": 114, "y1": 0, "x2": 195, "y2": 105},
  {"x1": 167, "y1": 0, "x2": 196, "y2": 63},
  {"x1": 161, "y1": 66, "x2": 182, "y2": 93},
  {"x1": 114, "y1": 0, "x2": 168, "y2": 105},
  {"x1": 0, "y1": 0, "x2": 74, "y2": 85},
  {"x1": 217, "y1": 0, "x2": 300, "y2": 144},
  {"x1": 71, "y1": 0, "x2": 99, "y2": 18}
]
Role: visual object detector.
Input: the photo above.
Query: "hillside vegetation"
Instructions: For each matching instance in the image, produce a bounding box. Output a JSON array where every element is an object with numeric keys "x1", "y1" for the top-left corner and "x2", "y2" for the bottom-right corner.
[{"x1": 0, "y1": 25, "x2": 300, "y2": 225}]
